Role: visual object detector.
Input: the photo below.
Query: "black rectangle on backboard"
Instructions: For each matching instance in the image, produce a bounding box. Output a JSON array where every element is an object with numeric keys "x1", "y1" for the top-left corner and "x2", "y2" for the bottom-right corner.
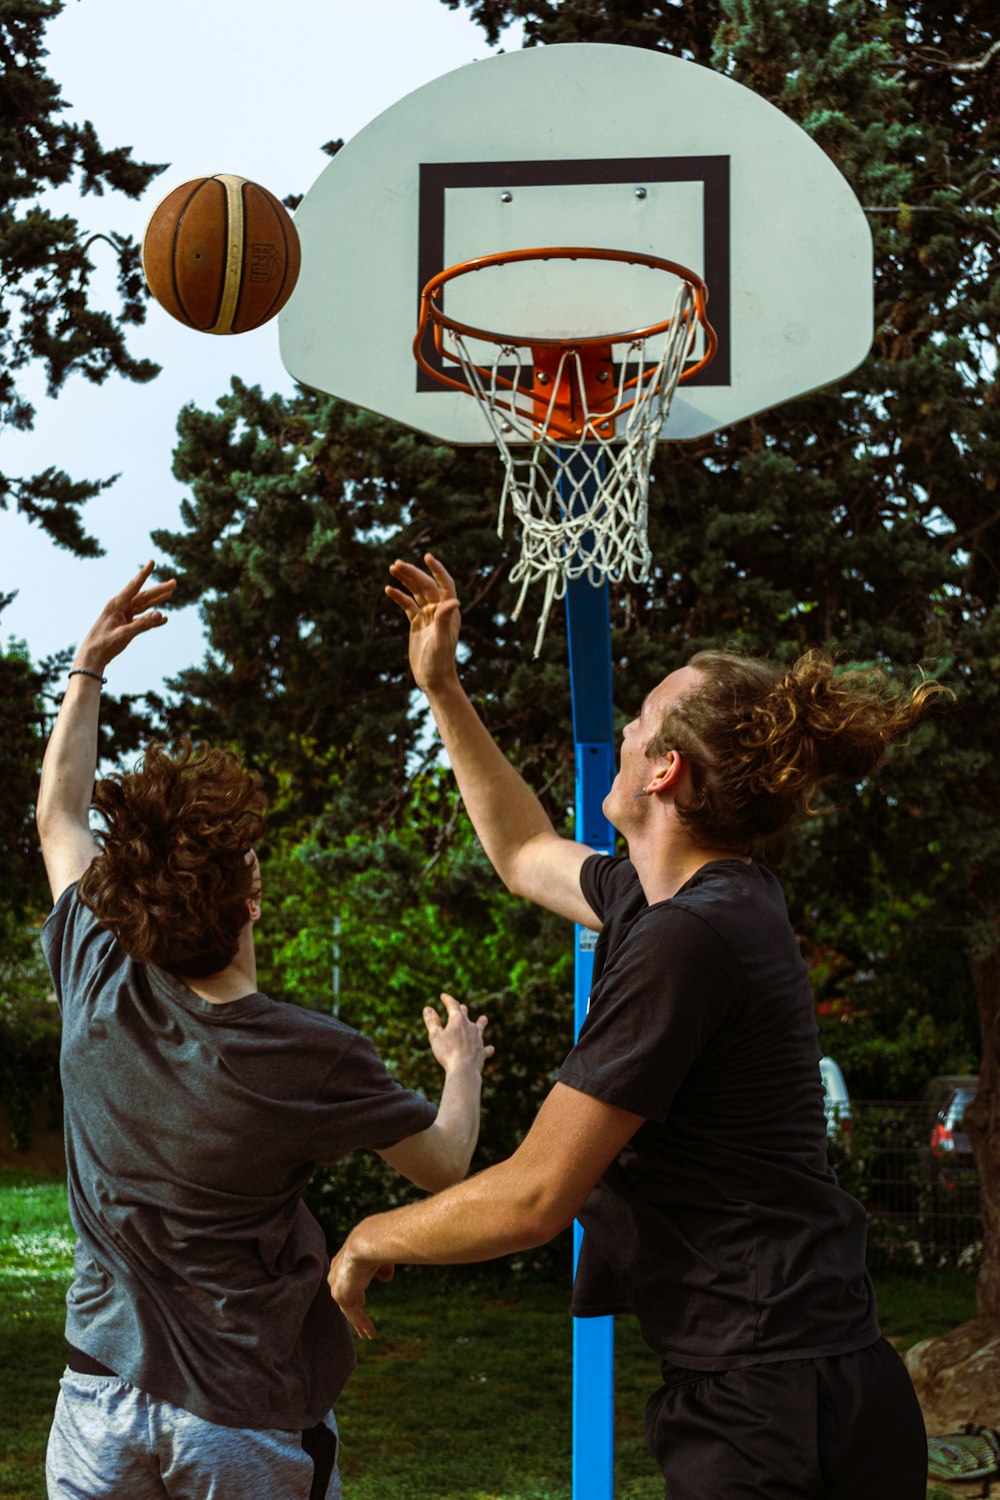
[{"x1": 416, "y1": 156, "x2": 730, "y2": 394}]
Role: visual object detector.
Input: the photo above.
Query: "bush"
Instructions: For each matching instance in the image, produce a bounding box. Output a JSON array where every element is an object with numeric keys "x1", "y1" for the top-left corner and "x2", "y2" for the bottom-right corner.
[
  {"x1": 0, "y1": 912, "x2": 61, "y2": 1151},
  {"x1": 818, "y1": 1007, "x2": 977, "y2": 1100}
]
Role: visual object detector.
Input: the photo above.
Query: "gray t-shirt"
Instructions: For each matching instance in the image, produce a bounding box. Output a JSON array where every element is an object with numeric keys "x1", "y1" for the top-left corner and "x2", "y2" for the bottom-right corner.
[{"x1": 42, "y1": 885, "x2": 438, "y2": 1429}]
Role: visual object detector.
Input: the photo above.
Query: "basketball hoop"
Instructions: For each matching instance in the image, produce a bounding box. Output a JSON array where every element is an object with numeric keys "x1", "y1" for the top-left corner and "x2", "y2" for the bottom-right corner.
[{"x1": 414, "y1": 247, "x2": 718, "y2": 653}]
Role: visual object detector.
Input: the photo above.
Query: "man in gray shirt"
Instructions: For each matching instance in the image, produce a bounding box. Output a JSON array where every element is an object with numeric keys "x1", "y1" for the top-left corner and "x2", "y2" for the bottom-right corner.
[{"x1": 37, "y1": 563, "x2": 493, "y2": 1500}]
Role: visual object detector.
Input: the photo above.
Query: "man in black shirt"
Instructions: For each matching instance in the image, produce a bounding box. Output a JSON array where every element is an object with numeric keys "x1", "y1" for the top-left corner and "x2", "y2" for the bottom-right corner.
[{"x1": 329, "y1": 553, "x2": 933, "y2": 1500}]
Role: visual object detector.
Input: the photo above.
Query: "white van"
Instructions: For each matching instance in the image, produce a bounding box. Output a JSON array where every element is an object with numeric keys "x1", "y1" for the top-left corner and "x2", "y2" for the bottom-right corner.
[{"x1": 820, "y1": 1056, "x2": 852, "y2": 1142}]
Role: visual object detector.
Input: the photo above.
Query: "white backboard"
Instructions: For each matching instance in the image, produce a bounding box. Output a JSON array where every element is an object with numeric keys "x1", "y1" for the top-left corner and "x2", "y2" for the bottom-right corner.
[{"x1": 280, "y1": 44, "x2": 873, "y2": 444}]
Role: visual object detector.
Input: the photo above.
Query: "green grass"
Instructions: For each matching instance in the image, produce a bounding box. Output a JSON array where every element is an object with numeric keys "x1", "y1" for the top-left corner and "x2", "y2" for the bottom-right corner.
[
  {"x1": 0, "y1": 1169, "x2": 980, "y2": 1500},
  {"x1": 874, "y1": 1272, "x2": 980, "y2": 1352},
  {"x1": 0, "y1": 1172, "x2": 74, "y2": 1500}
]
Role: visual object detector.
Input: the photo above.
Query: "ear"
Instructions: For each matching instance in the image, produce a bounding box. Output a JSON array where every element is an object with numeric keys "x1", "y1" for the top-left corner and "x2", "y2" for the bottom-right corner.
[
  {"x1": 247, "y1": 897, "x2": 262, "y2": 924},
  {"x1": 643, "y1": 750, "x2": 688, "y2": 797}
]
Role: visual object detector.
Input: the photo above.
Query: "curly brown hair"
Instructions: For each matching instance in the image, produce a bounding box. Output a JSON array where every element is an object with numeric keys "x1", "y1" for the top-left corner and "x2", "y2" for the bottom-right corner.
[
  {"x1": 646, "y1": 649, "x2": 950, "y2": 857},
  {"x1": 77, "y1": 741, "x2": 267, "y2": 977}
]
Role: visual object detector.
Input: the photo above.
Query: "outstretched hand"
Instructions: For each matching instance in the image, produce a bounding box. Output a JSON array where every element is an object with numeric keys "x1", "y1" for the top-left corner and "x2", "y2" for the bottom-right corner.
[
  {"x1": 385, "y1": 553, "x2": 461, "y2": 694},
  {"x1": 74, "y1": 562, "x2": 177, "y2": 675},
  {"x1": 423, "y1": 992, "x2": 494, "y2": 1077}
]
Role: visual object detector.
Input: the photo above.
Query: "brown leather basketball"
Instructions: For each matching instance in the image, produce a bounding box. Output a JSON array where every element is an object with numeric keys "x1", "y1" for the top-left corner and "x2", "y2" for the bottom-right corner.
[{"x1": 141, "y1": 175, "x2": 301, "y2": 334}]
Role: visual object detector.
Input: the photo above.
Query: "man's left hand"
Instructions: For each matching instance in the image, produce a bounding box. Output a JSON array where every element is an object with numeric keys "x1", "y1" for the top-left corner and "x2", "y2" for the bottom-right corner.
[{"x1": 74, "y1": 561, "x2": 177, "y2": 675}]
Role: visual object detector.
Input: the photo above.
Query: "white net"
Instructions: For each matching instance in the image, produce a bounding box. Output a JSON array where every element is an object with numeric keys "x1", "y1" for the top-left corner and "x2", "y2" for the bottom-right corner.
[{"x1": 441, "y1": 279, "x2": 698, "y2": 655}]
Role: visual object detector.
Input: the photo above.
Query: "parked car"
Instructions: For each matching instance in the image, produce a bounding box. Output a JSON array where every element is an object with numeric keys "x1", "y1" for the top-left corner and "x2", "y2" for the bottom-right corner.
[
  {"x1": 820, "y1": 1056, "x2": 852, "y2": 1143},
  {"x1": 926, "y1": 1075, "x2": 978, "y2": 1181}
]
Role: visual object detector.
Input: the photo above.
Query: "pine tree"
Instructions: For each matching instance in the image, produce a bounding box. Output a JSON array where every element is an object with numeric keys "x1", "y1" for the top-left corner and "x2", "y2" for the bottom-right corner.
[
  {"x1": 0, "y1": 0, "x2": 165, "y2": 559},
  {"x1": 0, "y1": 628, "x2": 47, "y2": 914},
  {"x1": 153, "y1": 380, "x2": 579, "y2": 834}
]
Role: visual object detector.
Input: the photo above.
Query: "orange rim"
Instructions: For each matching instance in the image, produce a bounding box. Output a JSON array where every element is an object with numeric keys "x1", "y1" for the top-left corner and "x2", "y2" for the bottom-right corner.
[{"x1": 413, "y1": 246, "x2": 718, "y2": 422}]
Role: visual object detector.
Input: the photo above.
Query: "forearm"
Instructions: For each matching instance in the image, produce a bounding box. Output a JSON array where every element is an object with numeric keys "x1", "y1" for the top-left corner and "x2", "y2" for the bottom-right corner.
[
  {"x1": 425, "y1": 674, "x2": 554, "y2": 888},
  {"x1": 37, "y1": 675, "x2": 102, "y2": 832},
  {"x1": 432, "y1": 1061, "x2": 484, "y2": 1181},
  {"x1": 333, "y1": 1084, "x2": 644, "y2": 1337},
  {"x1": 350, "y1": 1154, "x2": 557, "y2": 1269}
]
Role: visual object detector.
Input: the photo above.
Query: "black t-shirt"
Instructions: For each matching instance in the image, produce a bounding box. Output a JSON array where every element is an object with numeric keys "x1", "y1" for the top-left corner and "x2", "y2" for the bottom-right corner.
[
  {"x1": 42, "y1": 886, "x2": 439, "y2": 1429},
  {"x1": 557, "y1": 855, "x2": 879, "y2": 1370}
]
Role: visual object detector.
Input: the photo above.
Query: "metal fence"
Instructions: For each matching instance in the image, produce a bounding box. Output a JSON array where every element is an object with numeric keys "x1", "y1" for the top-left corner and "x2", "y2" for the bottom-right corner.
[{"x1": 825, "y1": 1100, "x2": 982, "y2": 1274}]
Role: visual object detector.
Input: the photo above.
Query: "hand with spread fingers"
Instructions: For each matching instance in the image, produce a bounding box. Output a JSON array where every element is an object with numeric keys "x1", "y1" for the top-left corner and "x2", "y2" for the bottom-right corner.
[
  {"x1": 385, "y1": 552, "x2": 462, "y2": 694},
  {"x1": 423, "y1": 992, "x2": 494, "y2": 1078},
  {"x1": 74, "y1": 561, "x2": 177, "y2": 677}
]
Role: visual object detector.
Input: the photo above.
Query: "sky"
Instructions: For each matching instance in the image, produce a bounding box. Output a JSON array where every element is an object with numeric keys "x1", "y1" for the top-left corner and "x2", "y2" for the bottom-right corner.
[{"x1": 4, "y1": 0, "x2": 522, "y2": 696}]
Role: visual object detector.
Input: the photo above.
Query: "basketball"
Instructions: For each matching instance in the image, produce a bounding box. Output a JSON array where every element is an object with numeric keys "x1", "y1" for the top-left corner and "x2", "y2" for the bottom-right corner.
[{"x1": 141, "y1": 175, "x2": 301, "y2": 334}]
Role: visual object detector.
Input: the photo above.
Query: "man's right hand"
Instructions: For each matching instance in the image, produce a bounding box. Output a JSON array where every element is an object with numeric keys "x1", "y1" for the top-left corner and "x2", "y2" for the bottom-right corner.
[
  {"x1": 385, "y1": 553, "x2": 462, "y2": 694},
  {"x1": 75, "y1": 560, "x2": 177, "y2": 677},
  {"x1": 384, "y1": 548, "x2": 601, "y2": 932}
]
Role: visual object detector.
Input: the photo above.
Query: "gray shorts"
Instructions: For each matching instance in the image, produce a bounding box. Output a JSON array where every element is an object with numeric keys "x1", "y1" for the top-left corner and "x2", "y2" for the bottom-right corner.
[{"x1": 46, "y1": 1369, "x2": 342, "y2": 1500}]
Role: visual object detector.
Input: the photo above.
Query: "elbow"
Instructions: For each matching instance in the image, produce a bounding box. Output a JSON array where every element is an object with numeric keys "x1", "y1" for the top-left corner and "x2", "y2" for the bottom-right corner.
[
  {"x1": 423, "y1": 1162, "x2": 468, "y2": 1194},
  {"x1": 523, "y1": 1201, "x2": 575, "y2": 1247},
  {"x1": 416, "y1": 1146, "x2": 475, "y2": 1195},
  {"x1": 502, "y1": 1165, "x2": 577, "y2": 1248},
  {"x1": 501, "y1": 849, "x2": 534, "y2": 901}
]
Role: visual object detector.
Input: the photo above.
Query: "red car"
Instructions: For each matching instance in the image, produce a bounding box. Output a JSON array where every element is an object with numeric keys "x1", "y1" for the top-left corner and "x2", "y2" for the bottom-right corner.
[{"x1": 926, "y1": 1075, "x2": 979, "y2": 1189}]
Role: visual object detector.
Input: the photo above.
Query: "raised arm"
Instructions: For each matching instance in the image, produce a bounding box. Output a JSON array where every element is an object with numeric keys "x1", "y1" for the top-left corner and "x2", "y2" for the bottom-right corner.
[
  {"x1": 36, "y1": 562, "x2": 176, "y2": 903},
  {"x1": 376, "y1": 993, "x2": 493, "y2": 1194},
  {"x1": 386, "y1": 554, "x2": 601, "y2": 930}
]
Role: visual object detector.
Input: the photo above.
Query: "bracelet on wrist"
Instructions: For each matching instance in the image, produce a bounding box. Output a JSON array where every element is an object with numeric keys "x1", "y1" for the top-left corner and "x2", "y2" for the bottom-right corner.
[{"x1": 68, "y1": 668, "x2": 107, "y2": 685}]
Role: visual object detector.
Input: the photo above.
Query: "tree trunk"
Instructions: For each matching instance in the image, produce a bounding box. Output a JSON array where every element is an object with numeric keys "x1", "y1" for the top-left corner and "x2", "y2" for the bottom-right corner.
[{"x1": 969, "y1": 942, "x2": 1000, "y2": 1325}]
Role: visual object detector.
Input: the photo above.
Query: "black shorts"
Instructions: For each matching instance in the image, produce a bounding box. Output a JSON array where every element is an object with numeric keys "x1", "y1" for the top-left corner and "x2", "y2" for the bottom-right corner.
[{"x1": 644, "y1": 1337, "x2": 926, "y2": 1499}]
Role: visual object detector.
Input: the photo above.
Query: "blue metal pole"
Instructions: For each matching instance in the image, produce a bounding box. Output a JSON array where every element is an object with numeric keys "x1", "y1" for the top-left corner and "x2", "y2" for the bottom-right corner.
[{"x1": 562, "y1": 448, "x2": 616, "y2": 1500}]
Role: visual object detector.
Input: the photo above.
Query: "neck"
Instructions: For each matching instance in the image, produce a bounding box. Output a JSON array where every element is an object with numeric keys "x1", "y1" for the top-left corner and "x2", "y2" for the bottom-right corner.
[
  {"x1": 626, "y1": 824, "x2": 749, "y2": 906},
  {"x1": 178, "y1": 926, "x2": 258, "y2": 1005}
]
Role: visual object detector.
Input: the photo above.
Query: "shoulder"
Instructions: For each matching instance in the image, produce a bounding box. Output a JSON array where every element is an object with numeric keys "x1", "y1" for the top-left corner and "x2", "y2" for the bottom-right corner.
[
  {"x1": 257, "y1": 1002, "x2": 399, "y2": 1084},
  {"x1": 663, "y1": 859, "x2": 790, "y2": 955},
  {"x1": 580, "y1": 853, "x2": 642, "y2": 918},
  {"x1": 41, "y1": 885, "x2": 122, "y2": 1002},
  {"x1": 614, "y1": 896, "x2": 749, "y2": 995},
  {"x1": 680, "y1": 858, "x2": 783, "y2": 905},
  {"x1": 41, "y1": 882, "x2": 89, "y2": 949}
]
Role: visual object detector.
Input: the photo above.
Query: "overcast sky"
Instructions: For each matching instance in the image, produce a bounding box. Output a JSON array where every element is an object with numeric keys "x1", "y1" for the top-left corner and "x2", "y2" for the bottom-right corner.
[{"x1": 4, "y1": 0, "x2": 522, "y2": 696}]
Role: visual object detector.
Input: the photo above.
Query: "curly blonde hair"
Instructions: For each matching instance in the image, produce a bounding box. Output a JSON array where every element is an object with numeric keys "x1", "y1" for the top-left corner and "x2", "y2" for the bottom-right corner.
[
  {"x1": 647, "y1": 649, "x2": 949, "y2": 857},
  {"x1": 78, "y1": 741, "x2": 267, "y2": 977}
]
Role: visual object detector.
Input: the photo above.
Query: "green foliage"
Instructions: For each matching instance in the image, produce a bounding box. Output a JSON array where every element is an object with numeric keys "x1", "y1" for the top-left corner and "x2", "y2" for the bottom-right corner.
[
  {"x1": 827, "y1": 1099, "x2": 983, "y2": 1276},
  {"x1": 441, "y1": 0, "x2": 723, "y2": 58},
  {"x1": 819, "y1": 1008, "x2": 976, "y2": 1100},
  {"x1": 0, "y1": 1173, "x2": 74, "y2": 1500},
  {"x1": 0, "y1": 636, "x2": 47, "y2": 913},
  {"x1": 0, "y1": 0, "x2": 164, "y2": 557},
  {"x1": 253, "y1": 777, "x2": 575, "y2": 1269},
  {"x1": 0, "y1": 910, "x2": 60, "y2": 1151},
  {"x1": 0, "y1": 612, "x2": 169, "y2": 925},
  {"x1": 873, "y1": 1270, "x2": 979, "y2": 1349}
]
